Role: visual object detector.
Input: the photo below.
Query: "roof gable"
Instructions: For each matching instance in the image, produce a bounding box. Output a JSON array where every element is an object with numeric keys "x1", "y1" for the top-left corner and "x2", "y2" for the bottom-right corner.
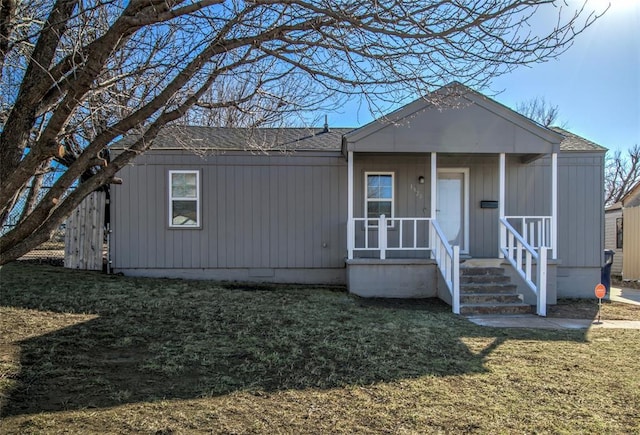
[
  {"x1": 112, "y1": 84, "x2": 606, "y2": 156},
  {"x1": 344, "y1": 82, "x2": 564, "y2": 155},
  {"x1": 622, "y1": 181, "x2": 640, "y2": 207}
]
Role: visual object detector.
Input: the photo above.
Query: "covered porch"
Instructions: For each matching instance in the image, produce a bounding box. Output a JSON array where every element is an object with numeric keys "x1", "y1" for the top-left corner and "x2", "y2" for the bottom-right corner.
[{"x1": 341, "y1": 84, "x2": 563, "y2": 316}]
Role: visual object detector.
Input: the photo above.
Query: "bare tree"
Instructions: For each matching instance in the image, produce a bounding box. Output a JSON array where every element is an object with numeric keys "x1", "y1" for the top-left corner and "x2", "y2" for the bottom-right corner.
[
  {"x1": 0, "y1": 0, "x2": 604, "y2": 264},
  {"x1": 516, "y1": 97, "x2": 566, "y2": 127},
  {"x1": 605, "y1": 145, "x2": 640, "y2": 206}
]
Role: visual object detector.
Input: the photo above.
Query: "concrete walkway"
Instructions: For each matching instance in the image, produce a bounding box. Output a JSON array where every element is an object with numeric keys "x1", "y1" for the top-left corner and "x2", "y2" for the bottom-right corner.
[
  {"x1": 467, "y1": 286, "x2": 640, "y2": 330},
  {"x1": 467, "y1": 315, "x2": 640, "y2": 330},
  {"x1": 609, "y1": 285, "x2": 640, "y2": 306}
]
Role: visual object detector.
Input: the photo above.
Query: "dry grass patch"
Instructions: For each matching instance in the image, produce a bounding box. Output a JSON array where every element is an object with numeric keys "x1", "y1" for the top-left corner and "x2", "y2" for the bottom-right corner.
[
  {"x1": 1, "y1": 263, "x2": 639, "y2": 434},
  {"x1": 548, "y1": 298, "x2": 640, "y2": 321}
]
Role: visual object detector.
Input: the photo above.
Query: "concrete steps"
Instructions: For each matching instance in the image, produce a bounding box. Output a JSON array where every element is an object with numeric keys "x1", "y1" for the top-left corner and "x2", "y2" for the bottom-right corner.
[{"x1": 460, "y1": 265, "x2": 532, "y2": 315}]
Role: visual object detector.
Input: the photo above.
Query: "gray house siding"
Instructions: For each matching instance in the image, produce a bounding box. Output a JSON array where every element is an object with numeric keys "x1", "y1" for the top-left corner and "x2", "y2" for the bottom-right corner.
[
  {"x1": 352, "y1": 153, "x2": 504, "y2": 258},
  {"x1": 352, "y1": 152, "x2": 603, "y2": 266},
  {"x1": 506, "y1": 152, "x2": 604, "y2": 268},
  {"x1": 111, "y1": 146, "x2": 604, "y2": 298},
  {"x1": 345, "y1": 89, "x2": 561, "y2": 155},
  {"x1": 507, "y1": 152, "x2": 604, "y2": 296},
  {"x1": 111, "y1": 150, "x2": 347, "y2": 283},
  {"x1": 438, "y1": 154, "x2": 500, "y2": 258},
  {"x1": 352, "y1": 153, "x2": 503, "y2": 259},
  {"x1": 352, "y1": 154, "x2": 430, "y2": 258},
  {"x1": 557, "y1": 152, "x2": 604, "y2": 298}
]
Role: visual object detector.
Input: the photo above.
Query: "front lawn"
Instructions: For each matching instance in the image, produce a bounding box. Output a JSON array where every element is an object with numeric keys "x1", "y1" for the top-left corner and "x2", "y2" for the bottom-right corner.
[{"x1": 1, "y1": 263, "x2": 638, "y2": 434}]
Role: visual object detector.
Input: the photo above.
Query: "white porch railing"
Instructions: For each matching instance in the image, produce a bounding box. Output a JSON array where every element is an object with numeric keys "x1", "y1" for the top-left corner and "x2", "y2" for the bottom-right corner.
[
  {"x1": 499, "y1": 217, "x2": 547, "y2": 316},
  {"x1": 350, "y1": 216, "x2": 431, "y2": 259},
  {"x1": 348, "y1": 215, "x2": 460, "y2": 314},
  {"x1": 505, "y1": 216, "x2": 552, "y2": 250}
]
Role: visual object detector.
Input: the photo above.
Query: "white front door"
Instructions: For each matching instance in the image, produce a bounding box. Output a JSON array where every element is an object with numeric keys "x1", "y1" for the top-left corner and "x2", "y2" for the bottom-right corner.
[{"x1": 437, "y1": 168, "x2": 469, "y2": 253}]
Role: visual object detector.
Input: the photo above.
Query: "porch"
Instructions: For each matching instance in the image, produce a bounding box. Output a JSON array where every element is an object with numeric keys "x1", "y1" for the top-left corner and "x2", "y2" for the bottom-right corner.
[
  {"x1": 340, "y1": 85, "x2": 566, "y2": 316},
  {"x1": 343, "y1": 149, "x2": 560, "y2": 317},
  {"x1": 345, "y1": 210, "x2": 556, "y2": 316}
]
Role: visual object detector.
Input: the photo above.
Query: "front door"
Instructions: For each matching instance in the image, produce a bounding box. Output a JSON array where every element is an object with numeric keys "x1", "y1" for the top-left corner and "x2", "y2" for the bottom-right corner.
[{"x1": 437, "y1": 168, "x2": 469, "y2": 253}]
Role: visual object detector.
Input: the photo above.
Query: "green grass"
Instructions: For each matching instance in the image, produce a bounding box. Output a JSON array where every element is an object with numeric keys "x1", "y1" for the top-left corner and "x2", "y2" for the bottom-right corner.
[{"x1": 1, "y1": 263, "x2": 639, "y2": 434}]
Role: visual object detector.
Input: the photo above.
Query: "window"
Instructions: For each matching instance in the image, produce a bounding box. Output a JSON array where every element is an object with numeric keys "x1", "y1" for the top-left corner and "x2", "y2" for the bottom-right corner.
[
  {"x1": 169, "y1": 170, "x2": 200, "y2": 228},
  {"x1": 365, "y1": 172, "x2": 394, "y2": 226},
  {"x1": 616, "y1": 217, "x2": 623, "y2": 249}
]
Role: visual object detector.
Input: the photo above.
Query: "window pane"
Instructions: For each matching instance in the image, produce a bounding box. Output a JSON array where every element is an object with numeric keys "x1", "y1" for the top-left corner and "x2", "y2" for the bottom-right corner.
[
  {"x1": 171, "y1": 173, "x2": 197, "y2": 198},
  {"x1": 367, "y1": 174, "x2": 392, "y2": 199},
  {"x1": 378, "y1": 201, "x2": 391, "y2": 216},
  {"x1": 367, "y1": 202, "x2": 378, "y2": 218},
  {"x1": 367, "y1": 201, "x2": 391, "y2": 218},
  {"x1": 367, "y1": 176, "x2": 379, "y2": 199},
  {"x1": 616, "y1": 217, "x2": 623, "y2": 249},
  {"x1": 379, "y1": 175, "x2": 392, "y2": 188},
  {"x1": 172, "y1": 200, "x2": 197, "y2": 226}
]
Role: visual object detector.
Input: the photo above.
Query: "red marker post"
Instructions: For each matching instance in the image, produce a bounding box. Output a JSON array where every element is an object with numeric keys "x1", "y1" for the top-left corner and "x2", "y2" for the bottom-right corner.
[{"x1": 594, "y1": 283, "x2": 606, "y2": 324}]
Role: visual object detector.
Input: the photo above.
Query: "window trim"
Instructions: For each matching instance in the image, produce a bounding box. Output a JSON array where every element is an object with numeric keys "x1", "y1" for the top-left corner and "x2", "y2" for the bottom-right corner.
[
  {"x1": 364, "y1": 171, "x2": 394, "y2": 227},
  {"x1": 168, "y1": 169, "x2": 201, "y2": 229}
]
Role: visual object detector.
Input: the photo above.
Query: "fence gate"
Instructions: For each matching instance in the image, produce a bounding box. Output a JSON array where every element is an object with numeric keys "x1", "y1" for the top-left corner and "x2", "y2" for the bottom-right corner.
[{"x1": 65, "y1": 191, "x2": 106, "y2": 270}]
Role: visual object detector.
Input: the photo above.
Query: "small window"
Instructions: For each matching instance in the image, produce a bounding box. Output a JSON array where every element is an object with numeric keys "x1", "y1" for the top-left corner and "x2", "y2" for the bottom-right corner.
[
  {"x1": 616, "y1": 217, "x2": 623, "y2": 249},
  {"x1": 365, "y1": 172, "x2": 394, "y2": 226},
  {"x1": 169, "y1": 170, "x2": 200, "y2": 228}
]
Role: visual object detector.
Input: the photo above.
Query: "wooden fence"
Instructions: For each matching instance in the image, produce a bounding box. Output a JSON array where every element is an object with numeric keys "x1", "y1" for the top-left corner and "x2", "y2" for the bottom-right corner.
[
  {"x1": 65, "y1": 191, "x2": 106, "y2": 270},
  {"x1": 623, "y1": 206, "x2": 640, "y2": 280}
]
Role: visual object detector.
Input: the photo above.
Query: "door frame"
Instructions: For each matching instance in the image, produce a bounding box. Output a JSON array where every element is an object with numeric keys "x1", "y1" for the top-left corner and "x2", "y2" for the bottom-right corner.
[{"x1": 437, "y1": 168, "x2": 470, "y2": 254}]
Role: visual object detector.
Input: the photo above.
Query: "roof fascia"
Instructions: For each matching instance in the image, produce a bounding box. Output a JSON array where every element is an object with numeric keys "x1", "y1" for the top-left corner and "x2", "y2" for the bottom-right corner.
[{"x1": 621, "y1": 181, "x2": 640, "y2": 206}]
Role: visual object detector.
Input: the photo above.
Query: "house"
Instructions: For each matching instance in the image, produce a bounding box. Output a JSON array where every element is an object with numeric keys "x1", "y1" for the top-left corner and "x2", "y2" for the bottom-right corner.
[
  {"x1": 605, "y1": 181, "x2": 640, "y2": 281},
  {"x1": 622, "y1": 182, "x2": 640, "y2": 280},
  {"x1": 109, "y1": 83, "x2": 607, "y2": 315}
]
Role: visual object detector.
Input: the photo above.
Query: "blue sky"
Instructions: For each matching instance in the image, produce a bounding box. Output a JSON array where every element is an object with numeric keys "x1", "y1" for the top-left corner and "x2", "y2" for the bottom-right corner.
[{"x1": 329, "y1": 1, "x2": 639, "y2": 154}]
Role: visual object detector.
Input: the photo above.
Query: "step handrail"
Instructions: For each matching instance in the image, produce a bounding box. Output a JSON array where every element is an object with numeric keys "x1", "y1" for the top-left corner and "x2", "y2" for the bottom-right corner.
[
  {"x1": 430, "y1": 219, "x2": 460, "y2": 314},
  {"x1": 499, "y1": 217, "x2": 547, "y2": 316}
]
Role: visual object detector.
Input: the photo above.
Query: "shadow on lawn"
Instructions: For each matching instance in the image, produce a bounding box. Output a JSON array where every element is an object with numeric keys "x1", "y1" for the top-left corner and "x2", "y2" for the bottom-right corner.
[{"x1": 0, "y1": 264, "x2": 588, "y2": 417}]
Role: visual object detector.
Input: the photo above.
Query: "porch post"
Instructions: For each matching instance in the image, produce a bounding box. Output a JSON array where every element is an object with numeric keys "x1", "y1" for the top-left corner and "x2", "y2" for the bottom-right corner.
[
  {"x1": 430, "y1": 152, "x2": 437, "y2": 217},
  {"x1": 499, "y1": 153, "x2": 506, "y2": 258},
  {"x1": 347, "y1": 151, "x2": 354, "y2": 260},
  {"x1": 551, "y1": 152, "x2": 558, "y2": 259},
  {"x1": 430, "y1": 152, "x2": 437, "y2": 258}
]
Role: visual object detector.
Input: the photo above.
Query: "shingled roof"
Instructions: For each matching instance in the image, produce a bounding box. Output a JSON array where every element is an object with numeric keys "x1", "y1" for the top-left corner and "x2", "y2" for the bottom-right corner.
[
  {"x1": 551, "y1": 127, "x2": 607, "y2": 152},
  {"x1": 116, "y1": 125, "x2": 352, "y2": 151},
  {"x1": 115, "y1": 125, "x2": 605, "y2": 153}
]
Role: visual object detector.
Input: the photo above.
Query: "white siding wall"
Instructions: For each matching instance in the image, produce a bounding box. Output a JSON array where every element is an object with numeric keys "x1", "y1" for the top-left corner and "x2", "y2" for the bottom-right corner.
[{"x1": 604, "y1": 209, "x2": 623, "y2": 276}]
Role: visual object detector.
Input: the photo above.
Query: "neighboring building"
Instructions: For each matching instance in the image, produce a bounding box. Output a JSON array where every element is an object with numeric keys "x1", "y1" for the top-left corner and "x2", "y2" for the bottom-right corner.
[
  {"x1": 604, "y1": 203, "x2": 623, "y2": 276},
  {"x1": 605, "y1": 181, "x2": 640, "y2": 281},
  {"x1": 108, "y1": 83, "x2": 607, "y2": 315},
  {"x1": 621, "y1": 181, "x2": 640, "y2": 280}
]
